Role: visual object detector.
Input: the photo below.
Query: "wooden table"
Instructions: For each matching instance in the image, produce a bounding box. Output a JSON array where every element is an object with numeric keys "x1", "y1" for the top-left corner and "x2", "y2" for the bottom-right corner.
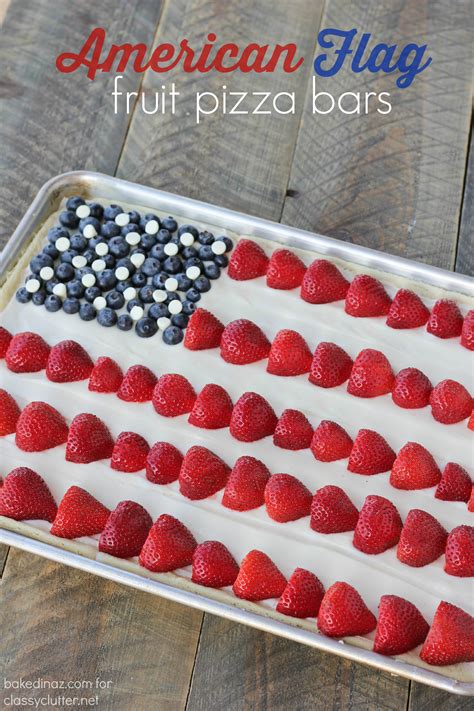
[{"x1": 0, "y1": 1, "x2": 472, "y2": 709}]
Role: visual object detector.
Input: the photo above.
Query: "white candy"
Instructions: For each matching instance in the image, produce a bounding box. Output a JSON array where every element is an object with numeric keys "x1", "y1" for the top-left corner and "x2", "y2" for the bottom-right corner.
[
  {"x1": 39, "y1": 266, "x2": 54, "y2": 281},
  {"x1": 165, "y1": 277, "x2": 178, "y2": 292},
  {"x1": 25, "y1": 278, "x2": 40, "y2": 294},
  {"x1": 52, "y1": 283, "x2": 67, "y2": 299},
  {"x1": 164, "y1": 242, "x2": 178, "y2": 256},
  {"x1": 83, "y1": 224, "x2": 98, "y2": 239},
  {"x1": 130, "y1": 305, "x2": 144, "y2": 321},
  {"x1": 125, "y1": 231, "x2": 141, "y2": 246},
  {"x1": 153, "y1": 289, "x2": 167, "y2": 303},
  {"x1": 130, "y1": 252, "x2": 145, "y2": 268},
  {"x1": 180, "y1": 232, "x2": 195, "y2": 247},
  {"x1": 145, "y1": 219, "x2": 159, "y2": 235},
  {"x1": 157, "y1": 316, "x2": 171, "y2": 330},
  {"x1": 123, "y1": 286, "x2": 137, "y2": 301},
  {"x1": 186, "y1": 266, "x2": 201, "y2": 280},
  {"x1": 115, "y1": 212, "x2": 130, "y2": 226},
  {"x1": 81, "y1": 273, "x2": 96, "y2": 288},
  {"x1": 95, "y1": 242, "x2": 109, "y2": 256},
  {"x1": 211, "y1": 240, "x2": 226, "y2": 255},
  {"x1": 72, "y1": 255, "x2": 87, "y2": 268},
  {"x1": 168, "y1": 299, "x2": 183, "y2": 315},
  {"x1": 55, "y1": 237, "x2": 70, "y2": 252},
  {"x1": 92, "y1": 259, "x2": 106, "y2": 272},
  {"x1": 115, "y1": 266, "x2": 130, "y2": 281},
  {"x1": 93, "y1": 296, "x2": 107, "y2": 310},
  {"x1": 75, "y1": 204, "x2": 91, "y2": 219}
]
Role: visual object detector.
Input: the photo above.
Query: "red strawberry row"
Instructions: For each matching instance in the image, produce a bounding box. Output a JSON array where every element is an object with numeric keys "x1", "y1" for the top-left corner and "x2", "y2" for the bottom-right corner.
[
  {"x1": 227, "y1": 239, "x2": 473, "y2": 348},
  {"x1": 0, "y1": 467, "x2": 472, "y2": 665}
]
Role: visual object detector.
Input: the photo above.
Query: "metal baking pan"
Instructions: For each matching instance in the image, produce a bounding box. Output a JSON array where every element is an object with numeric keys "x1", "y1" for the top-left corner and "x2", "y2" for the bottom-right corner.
[{"x1": 0, "y1": 171, "x2": 472, "y2": 696}]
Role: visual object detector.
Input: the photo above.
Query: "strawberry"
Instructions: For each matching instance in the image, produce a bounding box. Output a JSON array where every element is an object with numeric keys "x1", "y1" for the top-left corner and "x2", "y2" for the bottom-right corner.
[
  {"x1": 427, "y1": 299, "x2": 463, "y2": 339},
  {"x1": 0, "y1": 389, "x2": 21, "y2": 435},
  {"x1": 347, "y1": 349, "x2": 395, "y2": 398},
  {"x1": 266, "y1": 249, "x2": 306, "y2": 290},
  {"x1": 146, "y1": 442, "x2": 183, "y2": 485},
  {"x1": 230, "y1": 392, "x2": 277, "y2": 442},
  {"x1": 469, "y1": 411, "x2": 474, "y2": 430},
  {"x1": 0, "y1": 326, "x2": 12, "y2": 357},
  {"x1": 66, "y1": 413, "x2": 114, "y2": 463},
  {"x1": 386, "y1": 289, "x2": 430, "y2": 329},
  {"x1": 88, "y1": 356, "x2": 123, "y2": 393},
  {"x1": 110, "y1": 431, "x2": 150, "y2": 472},
  {"x1": 46, "y1": 340, "x2": 93, "y2": 382},
  {"x1": 5, "y1": 331, "x2": 50, "y2": 372},
  {"x1": 345, "y1": 275, "x2": 391, "y2": 318},
  {"x1": 444, "y1": 525, "x2": 474, "y2": 577},
  {"x1": 273, "y1": 409, "x2": 313, "y2": 450},
  {"x1": 390, "y1": 442, "x2": 441, "y2": 490},
  {"x1": 348, "y1": 429, "x2": 396, "y2": 475},
  {"x1": 228, "y1": 239, "x2": 269, "y2": 280},
  {"x1": 353, "y1": 495, "x2": 403, "y2": 554},
  {"x1": 420, "y1": 601, "x2": 474, "y2": 666},
  {"x1": 188, "y1": 383, "x2": 233, "y2": 429},
  {"x1": 264, "y1": 473, "x2": 312, "y2": 522},
  {"x1": 469, "y1": 485, "x2": 474, "y2": 512},
  {"x1": 15, "y1": 401, "x2": 69, "y2": 452},
  {"x1": 0, "y1": 467, "x2": 57, "y2": 522},
  {"x1": 397, "y1": 509, "x2": 448, "y2": 567},
  {"x1": 429, "y1": 379, "x2": 472, "y2": 424},
  {"x1": 191, "y1": 540, "x2": 239, "y2": 588},
  {"x1": 317, "y1": 582, "x2": 376, "y2": 637},
  {"x1": 184, "y1": 308, "x2": 225, "y2": 350},
  {"x1": 179, "y1": 445, "x2": 230, "y2": 500},
  {"x1": 139, "y1": 514, "x2": 197, "y2": 572},
  {"x1": 221, "y1": 456, "x2": 271, "y2": 511},
  {"x1": 309, "y1": 342, "x2": 353, "y2": 388},
  {"x1": 391, "y1": 368, "x2": 432, "y2": 409},
  {"x1": 276, "y1": 568, "x2": 325, "y2": 618},
  {"x1": 233, "y1": 549, "x2": 287, "y2": 601},
  {"x1": 267, "y1": 329, "x2": 312, "y2": 376},
  {"x1": 310, "y1": 485, "x2": 359, "y2": 534},
  {"x1": 50, "y1": 486, "x2": 110, "y2": 538},
  {"x1": 461, "y1": 310, "x2": 474, "y2": 350},
  {"x1": 310, "y1": 420, "x2": 353, "y2": 462},
  {"x1": 220, "y1": 319, "x2": 271, "y2": 365},
  {"x1": 374, "y1": 595, "x2": 429, "y2": 656},
  {"x1": 300, "y1": 259, "x2": 349, "y2": 304},
  {"x1": 435, "y1": 463, "x2": 472, "y2": 502},
  {"x1": 99, "y1": 500, "x2": 152, "y2": 558},
  {"x1": 152, "y1": 373, "x2": 196, "y2": 417},
  {"x1": 117, "y1": 365, "x2": 157, "y2": 402}
]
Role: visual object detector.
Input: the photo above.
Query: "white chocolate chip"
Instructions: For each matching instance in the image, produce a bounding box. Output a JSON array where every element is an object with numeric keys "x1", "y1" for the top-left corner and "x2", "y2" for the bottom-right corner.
[
  {"x1": 76, "y1": 204, "x2": 91, "y2": 219},
  {"x1": 95, "y1": 242, "x2": 109, "y2": 256},
  {"x1": 83, "y1": 224, "x2": 98, "y2": 239},
  {"x1": 123, "y1": 286, "x2": 137, "y2": 301},
  {"x1": 115, "y1": 212, "x2": 130, "y2": 226},
  {"x1": 125, "y1": 231, "x2": 141, "y2": 246},
  {"x1": 81, "y1": 273, "x2": 96, "y2": 288},
  {"x1": 130, "y1": 252, "x2": 145, "y2": 268},
  {"x1": 92, "y1": 259, "x2": 106, "y2": 272},
  {"x1": 164, "y1": 242, "x2": 178, "y2": 256},
  {"x1": 157, "y1": 316, "x2": 171, "y2": 330},
  {"x1": 153, "y1": 289, "x2": 167, "y2": 303},
  {"x1": 39, "y1": 266, "x2": 54, "y2": 281},
  {"x1": 52, "y1": 283, "x2": 67, "y2": 298},
  {"x1": 186, "y1": 266, "x2": 201, "y2": 280},
  {"x1": 165, "y1": 277, "x2": 178, "y2": 292},
  {"x1": 72, "y1": 255, "x2": 87, "y2": 268},
  {"x1": 25, "y1": 278, "x2": 40, "y2": 294},
  {"x1": 115, "y1": 266, "x2": 130, "y2": 281},
  {"x1": 130, "y1": 305, "x2": 144, "y2": 321},
  {"x1": 93, "y1": 296, "x2": 107, "y2": 310},
  {"x1": 168, "y1": 300, "x2": 183, "y2": 315},
  {"x1": 55, "y1": 237, "x2": 70, "y2": 252},
  {"x1": 211, "y1": 240, "x2": 226, "y2": 255},
  {"x1": 180, "y1": 232, "x2": 194, "y2": 247},
  {"x1": 145, "y1": 219, "x2": 159, "y2": 235}
]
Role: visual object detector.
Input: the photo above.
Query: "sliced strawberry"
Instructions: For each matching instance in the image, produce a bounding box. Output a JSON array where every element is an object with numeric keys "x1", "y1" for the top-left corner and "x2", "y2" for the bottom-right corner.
[
  {"x1": 461, "y1": 310, "x2": 474, "y2": 350},
  {"x1": 276, "y1": 568, "x2": 325, "y2": 618},
  {"x1": 15, "y1": 401, "x2": 69, "y2": 452},
  {"x1": 310, "y1": 485, "x2": 359, "y2": 534},
  {"x1": 66, "y1": 413, "x2": 114, "y2": 464},
  {"x1": 230, "y1": 392, "x2": 277, "y2": 442},
  {"x1": 146, "y1": 442, "x2": 183, "y2": 485},
  {"x1": 188, "y1": 383, "x2": 233, "y2": 429},
  {"x1": 110, "y1": 431, "x2": 150, "y2": 473},
  {"x1": 266, "y1": 249, "x2": 306, "y2": 290},
  {"x1": 386, "y1": 289, "x2": 430, "y2": 329},
  {"x1": 117, "y1": 365, "x2": 157, "y2": 402},
  {"x1": 228, "y1": 239, "x2": 269, "y2": 280},
  {"x1": 420, "y1": 601, "x2": 474, "y2": 666},
  {"x1": 50, "y1": 486, "x2": 110, "y2": 538},
  {"x1": 184, "y1": 308, "x2": 225, "y2": 350},
  {"x1": 348, "y1": 429, "x2": 396, "y2": 475},
  {"x1": 0, "y1": 326, "x2": 12, "y2": 357},
  {"x1": 429, "y1": 379, "x2": 472, "y2": 424},
  {"x1": 0, "y1": 389, "x2": 21, "y2": 435},
  {"x1": 273, "y1": 409, "x2": 313, "y2": 450},
  {"x1": 390, "y1": 442, "x2": 441, "y2": 490},
  {"x1": 469, "y1": 486, "x2": 474, "y2": 512},
  {"x1": 374, "y1": 595, "x2": 429, "y2": 656},
  {"x1": 300, "y1": 259, "x2": 349, "y2": 304},
  {"x1": 46, "y1": 340, "x2": 93, "y2": 382},
  {"x1": 222, "y1": 456, "x2": 271, "y2": 511},
  {"x1": 311, "y1": 420, "x2": 353, "y2": 462},
  {"x1": 353, "y1": 495, "x2": 403, "y2": 554},
  {"x1": 192, "y1": 540, "x2": 239, "y2": 588},
  {"x1": 139, "y1": 514, "x2": 197, "y2": 572},
  {"x1": 347, "y1": 349, "x2": 395, "y2": 398},
  {"x1": 427, "y1": 299, "x2": 463, "y2": 339},
  {"x1": 179, "y1": 445, "x2": 230, "y2": 500},
  {"x1": 444, "y1": 525, "x2": 474, "y2": 577},
  {"x1": 317, "y1": 582, "x2": 376, "y2": 637},
  {"x1": 435, "y1": 463, "x2": 472, "y2": 502},
  {"x1": 99, "y1": 500, "x2": 152, "y2": 558},
  {"x1": 152, "y1": 373, "x2": 197, "y2": 417},
  {"x1": 220, "y1": 319, "x2": 271, "y2": 365},
  {"x1": 391, "y1": 368, "x2": 432, "y2": 409},
  {"x1": 88, "y1": 356, "x2": 123, "y2": 393},
  {"x1": 345, "y1": 275, "x2": 391, "y2": 318},
  {"x1": 0, "y1": 467, "x2": 57, "y2": 522},
  {"x1": 397, "y1": 509, "x2": 448, "y2": 567},
  {"x1": 309, "y1": 342, "x2": 353, "y2": 388},
  {"x1": 264, "y1": 473, "x2": 312, "y2": 523},
  {"x1": 233, "y1": 549, "x2": 287, "y2": 601},
  {"x1": 5, "y1": 331, "x2": 50, "y2": 373},
  {"x1": 267, "y1": 329, "x2": 312, "y2": 376}
]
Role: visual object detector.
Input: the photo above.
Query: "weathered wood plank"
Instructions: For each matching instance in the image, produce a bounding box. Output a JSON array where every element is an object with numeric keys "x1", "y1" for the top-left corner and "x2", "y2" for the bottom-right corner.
[
  {"x1": 0, "y1": 544, "x2": 8, "y2": 576},
  {"x1": 455, "y1": 127, "x2": 474, "y2": 276},
  {"x1": 0, "y1": 0, "x2": 11, "y2": 25},
  {"x1": 282, "y1": 0, "x2": 473, "y2": 270},
  {"x1": 408, "y1": 683, "x2": 473, "y2": 711}
]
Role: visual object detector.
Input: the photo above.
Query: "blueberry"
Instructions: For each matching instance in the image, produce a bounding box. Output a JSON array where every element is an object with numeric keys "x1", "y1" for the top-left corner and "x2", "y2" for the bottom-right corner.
[
  {"x1": 161, "y1": 216, "x2": 178, "y2": 233},
  {"x1": 182, "y1": 299, "x2": 197, "y2": 315},
  {"x1": 165, "y1": 291, "x2": 181, "y2": 304},
  {"x1": 79, "y1": 303, "x2": 96, "y2": 321},
  {"x1": 84, "y1": 286, "x2": 102, "y2": 302},
  {"x1": 88, "y1": 202, "x2": 104, "y2": 220},
  {"x1": 116, "y1": 279, "x2": 133, "y2": 294},
  {"x1": 60, "y1": 249, "x2": 79, "y2": 264},
  {"x1": 45, "y1": 294, "x2": 62, "y2": 312},
  {"x1": 204, "y1": 263, "x2": 220, "y2": 280},
  {"x1": 184, "y1": 257, "x2": 203, "y2": 271},
  {"x1": 42, "y1": 244, "x2": 59, "y2": 262},
  {"x1": 116, "y1": 256, "x2": 134, "y2": 273},
  {"x1": 132, "y1": 271, "x2": 147, "y2": 288},
  {"x1": 169, "y1": 238, "x2": 182, "y2": 253},
  {"x1": 47, "y1": 226, "x2": 69, "y2": 243},
  {"x1": 96, "y1": 269, "x2": 117, "y2": 291},
  {"x1": 108, "y1": 236, "x2": 129, "y2": 258},
  {"x1": 156, "y1": 228, "x2": 172, "y2": 244},
  {"x1": 97, "y1": 307, "x2": 117, "y2": 327},
  {"x1": 121, "y1": 223, "x2": 141, "y2": 236},
  {"x1": 67, "y1": 279, "x2": 85, "y2": 298},
  {"x1": 75, "y1": 266, "x2": 94, "y2": 280},
  {"x1": 63, "y1": 297, "x2": 80, "y2": 314},
  {"x1": 142, "y1": 257, "x2": 161, "y2": 277},
  {"x1": 16, "y1": 287, "x2": 31, "y2": 303},
  {"x1": 45, "y1": 279, "x2": 60, "y2": 294},
  {"x1": 149, "y1": 244, "x2": 166, "y2": 260},
  {"x1": 163, "y1": 256, "x2": 182, "y2": 274},
  {"x1": 30, "y1": 253, "x2": 53, "y2": 274},
  {"x1": 59, "y1": 210, "x2": 79, "y2": 229},
  {"x1": 218, "y1": 236, "x2": 233, "y2": 252},
  {"x1": 198, "y1": 245, "x2": 214, "y2": 261},
  {"x1": 215, "y1": 254, "x2": 229, "y2": 268},
  {"x1": 70, "y1": 234, "x2": 87, "y2": 252},
  {"x1": 103, "y1": 254, "x2": 116, "y2": 269},
  {"x1": 171, "y1": 313, "x2": 189, "y2": 328},
  {"x1": 162, "y1": 325, "x2": 184, "y2": 345},
  {"x1": 178, "y1": 224, "x2": 199, "y2": 239},
  {"x1": 194, "y1": 275, "x2": 211, "y2": 292},
  {"x1": 55, "y1": 262, "x2": 75, "y2": 281},
  {"x1": 106, "y1": 290, "x2": 125, "y2": 310},
  {"x1": 32, "y1": 290, "x2": 46, "y2": 306},
  {"x1": 128, "y1": 210, "x2": 141, "y2": 224},
  {"x1": 104, "y1": 204, "x2": 123, "y2": 221},
  {"x1": 176, "y1": 274, "x2": 192, "y2": 291},
  {"x1": 182, "y1": 246, "x2": 198, "y2": 260},
  {"x1": 80, "y1": 216, "x2": 101, "y2": 234},
  {"x1": 83, "y1": 248, "x2": 97, "y2": 263},
  {"x1": 101, "y1": 221, "x2": 121, "y2": 239},
  {"x1": 149, "y1": 303, "x2": 169, "y2": 319},
  {"x1": 135, "y1": 317, "x2": 158, "y2": 338},
  {"x1": 117, "y1": 313, "x2": 133, "y2": 331},
  {"x1": 127, "y1": 298, "x2": 143, "y2": 313},
  {"x1": 152, "y1": 272, "x2": 168, "y2": 288},
  {"x1": 140, "y1": 213, "x2": 160, "y2": 231},
  {"x1": 140, "y1": 234, "x2": 157, "y2": 251},
  {"x1": 198, "y1": 230, "x2": 214, "y2": 246},
  {"x1": 186, "y1": 288, "x2": 201, "y2": 303},
  {"x1": 139, "y1": 285, "x2": 155, "y2": 303},
  {"x1": 66, "y1": 196, "x2": 85, "y2": 211}
]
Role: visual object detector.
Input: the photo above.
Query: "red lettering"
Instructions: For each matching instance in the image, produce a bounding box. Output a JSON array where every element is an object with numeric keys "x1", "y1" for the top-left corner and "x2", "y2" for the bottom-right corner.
[
  {"x1": 56, "y1": 27, "x2": 106, "y2": 80},
  {"x1": 147, "y1": 44, "x2": 176, "y2": 72},
  {"x1": 99, "y1": 43, "x2": 148, "y2": 74}
]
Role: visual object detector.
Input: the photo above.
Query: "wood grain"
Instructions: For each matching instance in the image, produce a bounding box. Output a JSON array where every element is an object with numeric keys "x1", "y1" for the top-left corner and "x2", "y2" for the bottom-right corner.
[
  {"x1": 455, "y1": 126, "x2": 474, "y2": 276},
  {"x1": 408, "y1": 683, "x2": 474, "y2": 711},
  {"x1": 0, "y1": 544, "x2": 8, "y2": 576},
  {"x1": 0, "y1": 0, "x2": 11, "y2": 24}
]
